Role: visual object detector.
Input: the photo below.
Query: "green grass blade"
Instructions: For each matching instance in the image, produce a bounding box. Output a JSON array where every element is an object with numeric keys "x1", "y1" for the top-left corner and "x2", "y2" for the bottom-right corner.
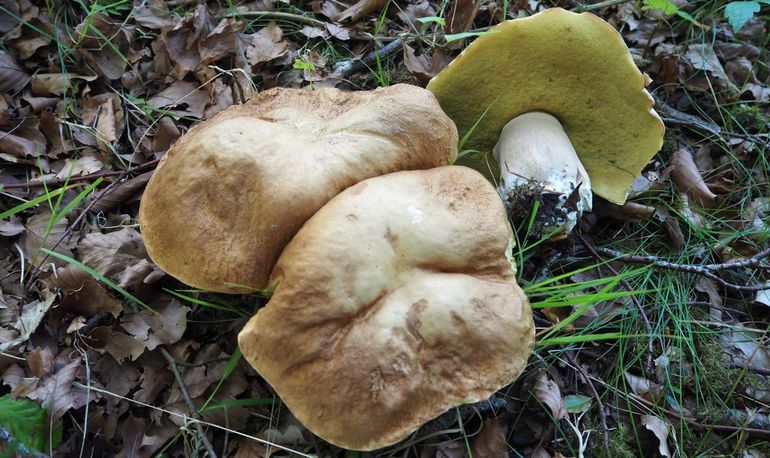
[{"x1": 40, "y1": 248, "x2": 157, "y2": 314}]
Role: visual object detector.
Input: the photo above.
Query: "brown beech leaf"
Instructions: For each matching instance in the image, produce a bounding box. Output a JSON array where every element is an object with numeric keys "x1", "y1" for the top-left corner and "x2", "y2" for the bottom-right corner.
[
  {"x1": 200, "y1": 18, "x2": 244, "y2": 66},
  {"x1": 147, "y1": 80, "x2": 210, "y2": 119},
  {"x1": 120, "y1": 298, "x2": 189, "y2": 351},
  {"x1": 132, "y1": 0, "x2": 177, "y2": 30},
  {"x1": 641, "y1": 415, "x2": 672, "y2": 458},
  {"x1": 14, "y1": 36, "x2": 50, "y2": 60},
  {"x1": 446, "y1": 0, "x2": 482, "y2": 34},
  {"x1": 12, "y1": 355, "x2": 87, "y2": 425},
  {"x1": 670, "y1": 148, "x2": 717, "y2": 207},
  {"x1": 397, "y1": 1, "x2": 436, "y2": 31},
  {"x1": 0, "y1": 50, "x2": 30, "y2": 92},
  {"x1": 471, "y1": 416, "x2": 509, "y2": 458},
  {"x1": 46, "y1": 264, "x2": 123, "y2": 317},
  {"x1": 162, "y1": 4, "x2": 215, "y2": 77},
  {"x1": 75, "y1": 13, "x2": 134, "y2": 80},
  {"x1": 533, "y1": 372, "x2": 566, "y2": 420},
  {"x1": 89, "y1": 326, "x2": 147, "y2": 362},
  {"x1": 244, "y1": 22, "x2": 288, "y2": 70},
  {"x1": 55, "y1": 153, "x2": 104, "y2": 179},
  {"x1": 115, "y1": 413, "x2": 177, "y2": 458},
  {"x1": 403, "y1": 44, "x2": 433, "y2": 82},
  {"x1": 336, "y1": 0, "x2": 387, "y2": 23},
  {"x1": 20, "y1": 210, "x2": 74, "y2": 267},
  {"x1": 624, "y1": 371, "x2": 664, "y2": 403},
  {"x1": 326, "y1": 23, "x2": 350, "y2": 40},
  {"x1": 0, "y1": 289, "x2": 56, "y2": 352},
  {"x1": 78, "y1": 228, "x2": 161, "y2": 292},
  {"x1": 89, "y1": 172, "x2": 153, "y2": 215},
  {"x1": 0, "y1": 218, "x2": 24, "y2": 237},
  {"x1": 30, "y1": 73, "x2": 98, "y2": 96}
]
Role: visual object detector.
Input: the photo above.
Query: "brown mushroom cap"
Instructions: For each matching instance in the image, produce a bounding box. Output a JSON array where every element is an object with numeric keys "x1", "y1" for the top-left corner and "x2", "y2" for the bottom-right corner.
[
  {"x1": 139, "y1": 85, "x2": 457, "y2": 293},
  {"x1": 426, "y1": 8, "x2": 665, "y2": 204},
  {"x1": 238, "y1": 166, "x2": 534, "y2": 450}
]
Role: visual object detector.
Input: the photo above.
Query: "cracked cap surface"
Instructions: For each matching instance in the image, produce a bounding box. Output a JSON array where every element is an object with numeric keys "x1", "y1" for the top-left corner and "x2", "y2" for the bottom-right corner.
[
  {"x1": 238, "y1": 166, "x2": 534, "y2": 450},
  {"x1": 139, "y1": 85, "x2": 457, "y2": 293},
  {"x1": 427, "y1": 8, "x2": 665, "y2": 204}
]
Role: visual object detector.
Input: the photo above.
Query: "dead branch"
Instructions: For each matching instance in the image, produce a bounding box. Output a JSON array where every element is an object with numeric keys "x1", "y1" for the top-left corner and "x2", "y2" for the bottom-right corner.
[
  {"x1": 595, "y1": 247, "x2": 770, "y2": 292},
  {"x1": 332, "y1": 38, "x2": 405, "y2": 79},
  {"x1": 160, "y1": 347, "x2": 218, "y2": 458}
]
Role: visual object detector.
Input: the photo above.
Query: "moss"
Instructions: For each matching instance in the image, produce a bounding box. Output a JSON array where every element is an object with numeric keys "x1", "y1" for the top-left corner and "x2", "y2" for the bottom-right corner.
[
  {"x1": 728, "y1": 103, "x2": 769, "y2": 134},
  {"x1": 594, "y1": 424, "x2": 637, "y2": 458}
]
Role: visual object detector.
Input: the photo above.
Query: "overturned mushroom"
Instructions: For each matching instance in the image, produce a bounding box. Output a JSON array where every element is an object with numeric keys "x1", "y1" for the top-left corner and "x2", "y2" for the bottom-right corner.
[
  {"x1": 238, "y1": 166, "x2": 535, "y2": 450},
  {"x1": 139, "y1": 85, "x2": 457, "y2": 293},
  {"x1": 427, "y1": 8, "x2": 665, "y2": 237}
]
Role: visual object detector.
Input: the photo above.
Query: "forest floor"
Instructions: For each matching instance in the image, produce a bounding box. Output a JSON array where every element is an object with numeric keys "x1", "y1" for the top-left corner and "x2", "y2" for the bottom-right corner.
[{"x1": 1, "y1": 0, "x2": 769, "y2": 457}]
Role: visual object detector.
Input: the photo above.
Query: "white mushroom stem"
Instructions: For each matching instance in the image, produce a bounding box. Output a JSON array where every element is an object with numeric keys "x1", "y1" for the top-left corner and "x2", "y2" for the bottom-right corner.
[{"x1": 492, "y1": 112, "x2": 592, "y2": 237}]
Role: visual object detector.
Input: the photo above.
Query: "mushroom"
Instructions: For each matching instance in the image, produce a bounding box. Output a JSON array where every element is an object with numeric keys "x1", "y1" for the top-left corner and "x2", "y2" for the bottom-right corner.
[
  {"x1": 139, "y1": 84, "x2": 457, "y2": 293},
  {"x1": 426, "y1": 8, "x2": 665, "y2": 237},
  {"x1": 238, "y1": 166, "x2": 534, "y2": 450}
]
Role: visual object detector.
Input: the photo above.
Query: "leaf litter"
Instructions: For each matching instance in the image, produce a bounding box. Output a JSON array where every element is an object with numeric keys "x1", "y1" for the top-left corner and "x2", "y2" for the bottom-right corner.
[{"x1": 0, "y1": 0, "x2": 769, "y2": 456}]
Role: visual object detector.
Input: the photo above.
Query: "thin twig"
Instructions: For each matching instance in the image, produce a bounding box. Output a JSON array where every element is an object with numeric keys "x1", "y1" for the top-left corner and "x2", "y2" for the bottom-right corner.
[
  {"x1": 332, "y1": 37, "x2": 405, "y2": 79},
  {"x1": 160, "y1": 347, "x2": 218, "y2": 458},
  {"x1": 577, "y1": 234, "x2": 655, "y2": 373},
  {"x1": 595, "y1": 247, "x2": 770, "y2": 292},
  {"x1": 565, "y1": 351, "x2": 610, "y2": 455},
  {"x1": 3, "y1": 159, "x2": 160, "y2": 190}
]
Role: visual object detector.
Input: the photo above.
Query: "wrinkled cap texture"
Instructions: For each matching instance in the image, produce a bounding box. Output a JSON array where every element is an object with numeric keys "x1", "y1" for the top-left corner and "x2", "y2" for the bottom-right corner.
[
  {"x1": 238, "y1": 166, "x2": 535, "y2": 450},
  {"x1": 426, "y1": 8, "x2": 665, "y2": 204},
  {"x1": 139, "y1": 84, "x2": 458, "y2": 293}
]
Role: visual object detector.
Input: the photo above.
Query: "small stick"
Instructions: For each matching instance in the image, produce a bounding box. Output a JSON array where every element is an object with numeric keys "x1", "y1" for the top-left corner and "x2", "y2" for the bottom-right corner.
[
  {"x1": 565, "y1": 351, "x2": 610, "y2": 455},
  {"x1": 332, "y1": 37, "x2": 404, "y2": 79},
  {"x1": 160, "y1": 347, "x2": 218, "y2": 458},
  {"x1": 577, "y1": 234, "x2": 655, "y2": 373},
  {"x1": 595, "y1": 247, "x2": 770, "y2": 292}
]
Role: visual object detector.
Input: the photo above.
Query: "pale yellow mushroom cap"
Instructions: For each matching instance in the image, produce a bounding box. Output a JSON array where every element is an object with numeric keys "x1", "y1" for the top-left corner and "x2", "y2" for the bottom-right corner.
[
  {"x1": 427, "y1": 8, "x2": 665, "y2": 204},
  {"x1": 139, "y1": 85, "x2": 457, "y2": 293},
  {"x1": 238, "y1": 166, "x2": 534, "y2": 450}
]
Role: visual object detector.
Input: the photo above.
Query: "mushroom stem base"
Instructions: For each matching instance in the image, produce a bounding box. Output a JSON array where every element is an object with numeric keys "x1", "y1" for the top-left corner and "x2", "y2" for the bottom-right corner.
[{"x1": 493, "y1": 112, "x2": 592, "y2": 238}]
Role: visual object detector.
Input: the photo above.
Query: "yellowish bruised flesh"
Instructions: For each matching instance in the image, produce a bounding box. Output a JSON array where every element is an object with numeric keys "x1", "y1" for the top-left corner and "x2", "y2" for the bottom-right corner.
[{"x1": 427, "y1": 8, "x2": 665, "y2": 204}]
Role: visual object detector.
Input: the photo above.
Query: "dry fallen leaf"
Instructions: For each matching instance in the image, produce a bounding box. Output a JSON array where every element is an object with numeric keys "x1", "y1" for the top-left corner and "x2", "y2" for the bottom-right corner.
[
  {"x1": 78, "y1": 227, "x2": 161, "y2": 292},
  {"x1": 46, "y1": 264, "x2": 123, "y2": 317},
  {"x1": 336, "y1": 0, "x2": 387, "y2": 23},
  {"x1": 624, "y1": 371, "x2": 664, "y2": 403},
  {"x1": 12, "y1": 353, "x2": 90, "y2": 425},
  {"x1": 0, "y1": 289, "x2": 56, "y2": 352},
  {"x1": 533, "y1": 372, "x2": 566, "y2": 420},
  {"x1": 641, "y1": 415, "x2": 672, "y2": 458},
  {"x1": 471, "y1": 416, "x2": 509, "y2": 458},
  {"x1": 244, "y1": 22, "x2": 288, "y2": 70},
  {"x1": 0, "y1": 50, "x2": 29, "y2": 92},
  {"x1": 670, "y1": 147, "x2": 718, "y2": 207},
  {"x1": 120, "y1": 298, "x2": 189, "y2": 352},
  {"x1": 147, "y1": 80, "x2": 210, "y2": 120},
  {"x1": 30, "y1": 73, "x2": 98, "y2": 96},
  {"x1": 446, "y1": 0, "x2": 482, "y2": 34}
]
